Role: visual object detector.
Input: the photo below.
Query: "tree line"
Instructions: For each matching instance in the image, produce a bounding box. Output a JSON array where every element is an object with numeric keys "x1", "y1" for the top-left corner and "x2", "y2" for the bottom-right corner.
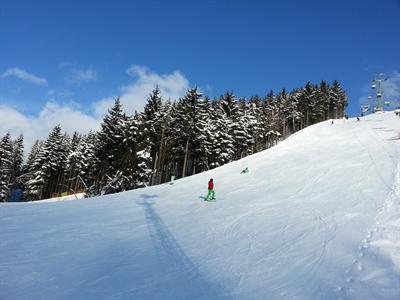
[{"x1": 0, "y1": 80, "x2": 347, "y2": 201}]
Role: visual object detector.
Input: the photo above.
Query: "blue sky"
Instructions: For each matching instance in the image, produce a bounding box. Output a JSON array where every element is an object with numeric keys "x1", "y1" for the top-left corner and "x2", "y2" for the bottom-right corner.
[{"x1": 0, "y1": 0, "x2": 400, "y2": 148}]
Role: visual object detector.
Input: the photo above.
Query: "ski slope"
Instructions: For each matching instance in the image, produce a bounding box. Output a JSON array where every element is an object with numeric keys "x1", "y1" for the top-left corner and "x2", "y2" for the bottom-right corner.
[{"x1": 1, "y1": 112, "x2": 400, "y2": 300}]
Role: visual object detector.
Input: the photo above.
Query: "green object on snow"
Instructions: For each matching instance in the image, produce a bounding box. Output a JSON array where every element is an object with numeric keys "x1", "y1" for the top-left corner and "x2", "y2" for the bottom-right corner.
[
  {"x1": 241, "y1": 167, "x2": 249, "y2": 174},
  {"x1": 205, "y1": 189, "x2": 215, "y2": 200}
]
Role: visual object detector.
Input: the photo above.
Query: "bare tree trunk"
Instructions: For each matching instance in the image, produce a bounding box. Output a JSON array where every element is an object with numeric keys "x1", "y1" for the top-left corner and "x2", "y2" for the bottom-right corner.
[
  {"x1": 156, "y1": 127, "x2": 167, "y2": 185},
  {"x1": 151, "y1": 152, "x2": 159, "y2": 186},
  {"x1": 74, "y1": 176, "x2": 79, "y2": 193},
  {"x1": 182, "y1": 139, "x2": 189, "y2": 178}
]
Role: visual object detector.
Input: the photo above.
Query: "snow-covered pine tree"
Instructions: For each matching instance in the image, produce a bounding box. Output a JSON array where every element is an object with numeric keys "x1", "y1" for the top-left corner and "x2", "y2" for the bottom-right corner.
[
  {"x1": 71, "y1": 131, "x2": 81, "y2": 148},
  {"x1": 192, "y1": 97, "x2": 212, "y2": 173},
  {"x1": 265, "y1": 90, "x2": 278, "y2": 131},
  {"x1": 10, "y1": 134, "x2": 24, "y2": 188},
  {"x1": 209, "y1": 101, "x2": 235, "y2": 168},
  {"x1": 154, "y1": 100, "x2": 174, "y2": 184},
  {"x1": 287, "y1": 89, "x2": 302, "y2": 133},
  {"x1": 273, "y1": 89, "x2": 287, "y2": 136},
  {"x1": 259, "y1": 91, "x2": 274, "y2": 148},
  {"x1": 219, "y1": 91, "x2": 248, "y2": 159},
  {"x1": 133, "y1": 146, "x2": 152, "y2": 188},
  {"x1": 170, "y1": 87, "x2": 209, "y2": 177},
  {"x1": 65, "y1": 131, "x2": 87, "y2": 194},
  {"x1": 248, "y1": 95, "x2": 264, "y2": 152},
  {"x1": 70, "y1": 131, "x2": 99, "y2": 196},
  {"x1": 317, "y1": 80, "x2": 330, "y2": 121},
  {"x1": 95, "y1": 98, "x2": 129, "y2": 193},
  {"x1": 155, "y1": 100, "x2": 178, "y2": 182},
  {"x1": 262, "y1": 90, "x2": 282, "y2": 147},
  {"x1": 0, "y1": 133, "x2": 14, "y2": 201},
  {"x1": 121, "y1": 112, "x2": 143, "y2": 190},
  {"x1": 140, "y1": 87, "x2": 169, "y2": 185},
  {"x1": 278, "y1": 89, "x2": 301, "y2": 136},
  {"x1": 24, "y1": 125, "x2": 68, "y2": 200},
  {"x1": 141, "y1": 87, "x2": 163, "y2": 163},
  {"x1": 297, "y1": 82, "x2": 317, "y2": 127},
  {"x1": 331, "y1": 80, "x2": 348, "y2": 118},
  {"x1": 169, "y1": 96, "x2": 189, "y2": 178},
  {"x1": 235, "y1": 98, "x2": 255, "y2": 157},
  {"x1": 25, "y1": 140, "x2": 42, "y2": 171}
]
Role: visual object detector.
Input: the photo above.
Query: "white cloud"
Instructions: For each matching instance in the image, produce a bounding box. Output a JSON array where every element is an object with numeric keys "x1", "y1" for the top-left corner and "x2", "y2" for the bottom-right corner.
[
  {"x1": 0, "y1": 68, "x2": 48, "y2": 86},
  {"x1": 71, "y1": 68, "x2": 97, "y2": 82},
  {"x1": 0, "y1": 65, "x2": 190, "y2": 154},
  {"x1": 94, "y1": 65, "x2": 189, "y2": 118},
  {"x1": 0, "y1": 103, "x2": 100, "y2": 154}
]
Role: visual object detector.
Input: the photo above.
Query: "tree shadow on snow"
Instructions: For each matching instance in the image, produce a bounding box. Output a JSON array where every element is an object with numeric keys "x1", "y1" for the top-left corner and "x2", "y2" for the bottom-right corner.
[{"x1": 135, "y1": 194, "x2": 232, "y2": 300}]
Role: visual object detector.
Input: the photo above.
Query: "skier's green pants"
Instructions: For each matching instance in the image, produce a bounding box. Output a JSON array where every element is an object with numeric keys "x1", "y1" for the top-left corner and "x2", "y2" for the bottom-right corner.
[{"x1": 206, "y1": 189, "x2": 215, "y2": 200}]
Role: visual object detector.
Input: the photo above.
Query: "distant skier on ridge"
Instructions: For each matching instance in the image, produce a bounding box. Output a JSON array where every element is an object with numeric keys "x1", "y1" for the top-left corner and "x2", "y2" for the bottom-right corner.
[{"x1": 205, "y1": 178, "x2": 216, "y2": 201}]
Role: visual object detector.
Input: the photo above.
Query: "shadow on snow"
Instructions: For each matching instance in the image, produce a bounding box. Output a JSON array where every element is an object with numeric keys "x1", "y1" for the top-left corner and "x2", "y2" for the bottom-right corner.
[{"x1": 136, "y1": 194, "x2": 231, "y2": 300}]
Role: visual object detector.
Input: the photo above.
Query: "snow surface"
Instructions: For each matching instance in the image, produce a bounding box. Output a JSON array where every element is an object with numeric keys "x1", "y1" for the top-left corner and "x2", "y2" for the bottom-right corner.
[
  {"x1": 1, "y1": 112, "x2": 400, "y2": 300},
  {"x1": 24, "y1": 192, "x2": 86, "y2": 203}
]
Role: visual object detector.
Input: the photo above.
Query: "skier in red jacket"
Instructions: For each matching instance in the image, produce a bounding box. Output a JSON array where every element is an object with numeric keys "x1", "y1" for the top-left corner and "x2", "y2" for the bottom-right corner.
[{"x1": 205, "y1": 178, "x2": 215, "y2": 201}]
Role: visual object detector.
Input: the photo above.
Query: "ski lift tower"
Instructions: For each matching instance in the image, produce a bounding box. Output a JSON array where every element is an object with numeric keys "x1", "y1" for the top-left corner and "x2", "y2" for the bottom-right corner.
[{"x1": 370, "y1": 74, "x2": 387, "y2": 112}]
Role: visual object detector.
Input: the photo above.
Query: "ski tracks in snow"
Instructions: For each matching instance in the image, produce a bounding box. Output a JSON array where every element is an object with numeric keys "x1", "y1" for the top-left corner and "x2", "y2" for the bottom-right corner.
[
  {"x1": 221, "y1": 210, "x2": 255, "y2": 293},
  {"x1": 338, "y1": 162, "x2": 400, "y2": 300}
]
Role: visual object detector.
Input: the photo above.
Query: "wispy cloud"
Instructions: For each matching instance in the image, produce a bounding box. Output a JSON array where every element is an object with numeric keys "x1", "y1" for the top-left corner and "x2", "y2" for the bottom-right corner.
[
  {"x1": 94, "y1": 65, "x2": 189, "y2": 118},
  {"x1": 0, "y1": 67, "x2": 48, "y2": 86},
  {"x1": 58, "y1": 63, "x2": 97, "y2": 82},
  {"x1": 71, "y1": 68, "x2": 97, "y2": 82}
]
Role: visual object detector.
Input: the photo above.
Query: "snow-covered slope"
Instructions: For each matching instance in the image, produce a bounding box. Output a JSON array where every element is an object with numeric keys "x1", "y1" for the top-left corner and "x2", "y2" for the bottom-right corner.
[{"x1": 1, "y1": 112, "x2": 400, "y2": 300}]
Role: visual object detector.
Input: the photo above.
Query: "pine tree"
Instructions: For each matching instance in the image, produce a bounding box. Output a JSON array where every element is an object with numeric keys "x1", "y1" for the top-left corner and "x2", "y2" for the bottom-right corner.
[
  {"x1": 96, "y1": 98, "x2": 128, "y2": 191},
  {"x1": 248, "y1": 96, "x2": 264, "y2": 152},
  {"x1": 298, "y1": 82, "x2": 317, "y2": 126},
  {"x1": 73, "y1": 132, "x2": 99, "y2": 195},
  {"x1": 140, "y1": 87, "x2": 172, "y2": 185},
  {"x1": 171, "y1": 88, "x2": 207, "y2": 177},
  {"x1": 155, "y1": 100, "x2": 173, "y2": 184},
  {"x1": 192, "y1": 97, "x2": 212, "y2": 173},
  {"x1": 120, "y1": 112, "x2": 141, "y2": 189},
  {"x1": 317, "y1": 80, "x2": 330, "y2": 121},
  {"x1": 219, "y1": 91, "x2": 250, "y2": 159},
  {"x1": 141, "y1": 87, "x2": 164, "y2": 168},
  {"x1": 170, "y1": 88, "x2": 210, "y2": 177},
  {"x1": 287, "y1": 89, "x2": 302, "y2": 132},
  {"x1": 331, "y1": 80, "x2": 348, "y2": 118},
  {"x1": 24, "y1": 125, "x2": 68, "y2": 200},
  {"x1": 10, "y1": 134, "x2": 24, "y2": 187},
  {"x1": 0, "y1": 133, "x2": 13, "y2": 201},
  {"x1": 25, "y1": 140, "x2": 42, "y2": 171},
  {"x1": 133, "y1": 146, "x2": 152, "y2": 188},
  {"x1": 209, "y1": 101, "x2": 235, "y2": 168},
  {"x1": 235, "y1": 98, "x2": 255, "y2": 157}
]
